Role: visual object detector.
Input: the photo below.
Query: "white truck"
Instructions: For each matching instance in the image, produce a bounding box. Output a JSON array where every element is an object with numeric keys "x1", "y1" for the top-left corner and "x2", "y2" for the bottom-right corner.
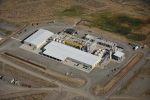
[{"x1": 133, "y1": 46, "x2": 139, "y2": 50}]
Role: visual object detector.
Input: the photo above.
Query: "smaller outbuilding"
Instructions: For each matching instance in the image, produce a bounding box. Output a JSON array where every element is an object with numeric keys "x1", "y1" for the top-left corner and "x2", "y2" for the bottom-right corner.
[
  {"x1": 2, "y1": 76, "x2": 15, "y2": 84},
  {"x1": 65, "y1": 28, "x2": 75, "y2": 35},
  {"x1": 112, "y1": 51, "x2": 125, "y2": 62},
  {"x1": 24, "y1": 29, "x2": 54, "y2": 48}
]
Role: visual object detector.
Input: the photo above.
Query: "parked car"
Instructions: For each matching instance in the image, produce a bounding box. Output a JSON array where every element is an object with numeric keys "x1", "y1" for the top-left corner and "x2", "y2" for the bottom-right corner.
[
  {"x1": 22, "y1": 84, "x2": 31, "y2": 88},
  {"x1": 28, "y1": 85, "x2": 31, "y2": 88},
  {"x1": 112, "y1": 68, "x2": 119, "y2": 72}
]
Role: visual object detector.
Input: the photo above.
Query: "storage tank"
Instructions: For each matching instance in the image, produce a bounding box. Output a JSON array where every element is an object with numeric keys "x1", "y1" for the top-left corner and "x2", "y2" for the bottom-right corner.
[
  {"x1": 99, "y1": 51, "x2": 103, "y2": 54},
  {"x1": 62, "y1": 40, "x2": 65, "y2": 44},
  {"x1": 109, "y1": 50, "x2": 112, "y2": 60},
  {"x1": 100, "y1": 53, "x2": 103, "y2": 57},
  {"x1": 97, "y1": 49, "x2": 100, "y2": 53},
  {"x1": 56, "y1": 39, "x2": 58, "y2": 42},
  {"x1": 102, "y1": 49, "x2": 105, "y2": 53},
  {"x1": 87, "y1": 46, "x2": 90, "y2": 52},
  {"x1": 53, "y1": 38, "x2": 55, "y2": 41},
  {"x1": 59, "y1": 40, "x2": 61, "y2": 43},
  {"x1": 95, "y1": 52, "x2": 98, "y2": 55}
]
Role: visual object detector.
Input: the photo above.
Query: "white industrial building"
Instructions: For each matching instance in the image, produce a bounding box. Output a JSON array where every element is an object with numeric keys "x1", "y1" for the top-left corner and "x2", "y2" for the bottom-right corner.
[
  {"x1": 112, "y1": 51, "x2": 125, "y2": 62},
  {"x1": 24, "y1": 29, "x2": 54, "y2": 48},
  {"x1": 43, "y1": 41, "x2": 101, "y2": 68}
]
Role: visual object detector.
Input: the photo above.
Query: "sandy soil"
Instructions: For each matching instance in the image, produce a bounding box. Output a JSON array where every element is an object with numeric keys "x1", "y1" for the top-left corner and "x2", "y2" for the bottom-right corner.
[
  {"x1": 1, "y1": 93, "x2": 47, "y2": 100},
  {"x1": 0, "y1": 61, "x2": 58, "y2": 87},
  {"x1": 1, "y1": 52, "x2": 86, "y2": 88},
  {"x1": 91, "y1": 53, "x2": 142, "y2": 95}
]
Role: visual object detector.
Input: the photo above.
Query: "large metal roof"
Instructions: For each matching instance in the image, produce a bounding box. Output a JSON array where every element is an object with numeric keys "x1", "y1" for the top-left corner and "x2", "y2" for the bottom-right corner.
[
  {"x1": 113, "y1": 51, "x2": 124, "y2": 58},
  {"x1": 24, "y1": 29, "x2": 54, "y2": 46},
  {"x1": 43, "y1": 41, "x2": 101, "y2": 66}
]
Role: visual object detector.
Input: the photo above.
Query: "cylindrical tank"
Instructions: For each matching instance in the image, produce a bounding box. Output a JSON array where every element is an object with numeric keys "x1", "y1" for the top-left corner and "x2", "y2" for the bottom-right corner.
[
  {"x1": 62, "y1": 40, "x2": 65, "y2": 44},
  {"x1": 109, "y1": 50, "x2": 112, "y2": 60},
  {"x1": 53, "y1": 38, "x2": 55, "y2": 41},
  {"x1": 102, "y1": 49, "x2": 105, "y2": 53},
  {"x1": 87, "y1": 46, "x2": 90, "y2": 52},
  {"x1": 99, "y1": 51, "x2": 102, "y2": 54},
  {"x1": 59, "y1": 40, "x2": 61, "y2": 43},
  {"x1": 56, "y1": 39, "x2": 58, "y2": 42},
  {"x1": 95, "y1": 52, "x2": 98, "y2": 55}
]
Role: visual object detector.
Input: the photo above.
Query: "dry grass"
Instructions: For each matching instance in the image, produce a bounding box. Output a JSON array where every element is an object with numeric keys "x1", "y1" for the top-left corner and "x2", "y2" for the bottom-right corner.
[
  {"x1": 0, "y1": 0, "x2": 150, "y2": 45},
  {"x1": 2, "y1": 52, "x2": 86, "y2": 88},
  {"x1": 140, "y1": 67, "x2": 150, "y2": 75},
  {"x1": 74, "y1": 0, "x2": 107, "y2": 8},
  {"x1": 1, "y1": 93, "x2": 47, "y2": 100},
  {"x1": 0, "y1": 61, "x2": 58, "y2": 87},
  {"x1": 117, "y1": 59, "x2": 149, "y2": 94},
  {"x1": 91, "y1": 53, "x2": 143, "y2": 95},
  {"x1": 144, "y1": 89, "x2": 150, "y2": 96}
]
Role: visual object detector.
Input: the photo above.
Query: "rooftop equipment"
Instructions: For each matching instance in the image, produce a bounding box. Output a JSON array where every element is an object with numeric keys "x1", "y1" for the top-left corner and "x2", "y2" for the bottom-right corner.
[
  {"x1": 65, "y1": 28, "x2": 75, "y2": 35},
  {"x1": 64, "y1": 40, "x2": 82, "y2": 48}
]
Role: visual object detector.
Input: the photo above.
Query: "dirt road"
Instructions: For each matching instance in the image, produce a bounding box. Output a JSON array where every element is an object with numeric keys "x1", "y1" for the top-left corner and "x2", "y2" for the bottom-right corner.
[
  {"x1": 0, "y1": 57, "x2": 99, "y2": 100},
  {"x1": 103, "y1": 55, "x2": 148, "y2": 99}
]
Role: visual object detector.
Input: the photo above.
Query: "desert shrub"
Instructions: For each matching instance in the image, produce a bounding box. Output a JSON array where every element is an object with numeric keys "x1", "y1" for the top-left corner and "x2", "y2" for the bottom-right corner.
[
  {"x1": 91, "y1": 14, "x2": 131, "y2": 35},
  {"x1": 126, "y1": 33, "x2": 146, "y2": 41},
  {"x1": 116, "y1": 14, "x2": 143, "y2": 27},
  {"x1": 61, "y1": 5, "x2": 85, "y2": 17}
]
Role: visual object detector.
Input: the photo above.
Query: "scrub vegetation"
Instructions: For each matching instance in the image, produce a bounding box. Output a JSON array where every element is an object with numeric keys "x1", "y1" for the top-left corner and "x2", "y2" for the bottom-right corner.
[
  {"x1": 126, "y1": 33, "x2": 146, "y2": 41},
  {"x1": 61, "y1": 9, "x2": 147, "y2": 41},
  {"x1": 89, "y1": 11, "x2": 146, "y2": 41},
  {"x1": 61, "y1": 5, "x2": 85, "y2": 17},
  {"x1": 0, "y1": 0, "x2": 149, "y2": 42},
  {"x1": 0, "y1": 28, "x2": 12, "y2": 35},
  {"x1": 94, "y1": 11, "x2": 147, "y2": 41}
]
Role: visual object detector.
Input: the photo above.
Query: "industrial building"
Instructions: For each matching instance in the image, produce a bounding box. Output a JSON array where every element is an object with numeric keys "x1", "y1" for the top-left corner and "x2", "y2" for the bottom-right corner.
[
  {"x1": 112, "y1": 51, "x2": 125, "y2": 62},
  {"x1": 24, "y1": 29, "x2": 54, "y2": 48},
  {"x1": 1, "y1": 76, "x2": 15, "y2": 83},
  {"x1": 22, "y1": 27, "x2": 126, "y2": 71},
  {"x1": 43, "y1": 41, "x2": 101, "y2": 68}
]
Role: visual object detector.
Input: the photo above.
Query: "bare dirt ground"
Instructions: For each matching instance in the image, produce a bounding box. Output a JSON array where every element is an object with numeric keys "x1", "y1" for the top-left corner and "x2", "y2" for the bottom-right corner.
[
  {"x1": 91, "y1": 53, "x2": 143, "y2": 95},
  {"x1": 113, "y1": 61, "x2": 150, "y2": 98},
  {"x1": 0, "y1": 61, "x2": 58, "y2": 87},
  {"x1": 1, "y1": 52, "x2": 86, "y2": 88},
  {"x1": 1, "y1": 92, "x2": 47, "y2": 100}
]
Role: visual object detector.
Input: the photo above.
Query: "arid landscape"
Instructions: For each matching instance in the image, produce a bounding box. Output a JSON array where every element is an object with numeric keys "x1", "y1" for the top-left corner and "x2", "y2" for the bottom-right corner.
[
  {"x1": 0, "y1": 0, "x2": 150, "y2": 100},
  {"x1": 0, "y1": 0, "x2": 150, "y2": 45}
]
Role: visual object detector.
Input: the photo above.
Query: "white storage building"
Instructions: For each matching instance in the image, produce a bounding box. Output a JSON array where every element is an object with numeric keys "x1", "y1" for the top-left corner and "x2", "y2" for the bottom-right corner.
[
  {"x1": 113, "y1": 51, "x2": 125, "y2": 62},
  {"x1": 24, "y1": 29, "x2": 54, "y2": 48},
  {"x1": 43, "y1": 41, "x2": 101, "y2": 68}
]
